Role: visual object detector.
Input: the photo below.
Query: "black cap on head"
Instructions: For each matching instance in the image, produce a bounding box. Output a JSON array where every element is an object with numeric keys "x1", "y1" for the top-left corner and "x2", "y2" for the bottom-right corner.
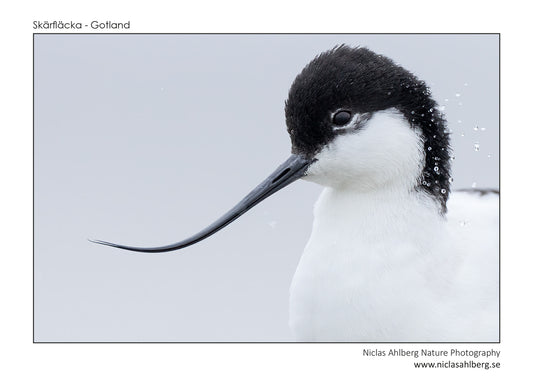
[{"x1": 285, "y1": 45, "x2": 451, "y2": 212}]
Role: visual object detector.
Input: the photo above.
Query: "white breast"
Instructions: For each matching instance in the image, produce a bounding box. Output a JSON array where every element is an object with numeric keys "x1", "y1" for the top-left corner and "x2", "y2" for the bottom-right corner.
[{"x1": 288, "y1": 189, "x2": 499, "y2": 341}]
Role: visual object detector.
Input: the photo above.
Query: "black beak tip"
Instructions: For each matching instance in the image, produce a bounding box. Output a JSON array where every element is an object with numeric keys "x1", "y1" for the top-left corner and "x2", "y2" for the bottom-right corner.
[{"x1": 89, "y1": 238, "x2": 108, "y2": 246}]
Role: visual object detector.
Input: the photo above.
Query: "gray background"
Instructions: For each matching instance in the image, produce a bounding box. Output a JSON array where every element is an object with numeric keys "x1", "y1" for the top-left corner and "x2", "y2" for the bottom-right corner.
[{"x1": 34, "y1": 34, "x2": 499, "y2": 342}]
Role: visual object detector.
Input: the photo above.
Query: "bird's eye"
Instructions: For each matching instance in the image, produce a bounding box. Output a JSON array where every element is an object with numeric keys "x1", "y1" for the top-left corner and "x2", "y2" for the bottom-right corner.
[{"x1": 332, "y1": 110, "x2": 352, "y2": 126}]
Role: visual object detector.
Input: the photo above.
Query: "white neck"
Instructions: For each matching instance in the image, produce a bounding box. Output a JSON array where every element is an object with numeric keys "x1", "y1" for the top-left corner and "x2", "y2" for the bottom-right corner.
[{"x1": 310, "y1": 185, "x2": 443, "y2": 253}]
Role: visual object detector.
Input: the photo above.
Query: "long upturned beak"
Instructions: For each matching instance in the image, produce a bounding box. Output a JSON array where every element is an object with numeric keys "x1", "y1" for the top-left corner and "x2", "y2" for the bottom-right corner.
[{"x1": 90, "y1": 154, "x2": 312, "y2": 253}]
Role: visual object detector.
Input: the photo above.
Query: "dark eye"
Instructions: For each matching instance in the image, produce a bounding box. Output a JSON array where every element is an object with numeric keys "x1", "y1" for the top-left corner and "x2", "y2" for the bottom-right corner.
[{"x1": 332, "y1": 110, "x2": 352, "y2": 126}]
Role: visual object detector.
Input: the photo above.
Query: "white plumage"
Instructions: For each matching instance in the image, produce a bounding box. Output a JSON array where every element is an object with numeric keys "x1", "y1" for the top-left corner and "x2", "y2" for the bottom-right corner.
[{"x1": 289, "y1": 111, "x2": 498, "y2": 341}]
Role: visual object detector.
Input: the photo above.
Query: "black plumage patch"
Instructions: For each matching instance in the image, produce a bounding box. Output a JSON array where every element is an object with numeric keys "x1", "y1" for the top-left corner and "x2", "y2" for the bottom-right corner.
[
  {"x1": 284, "y1": 45, "x2": 452, "y2": 212},
  {"x1": 456, "y1": 188, "x2": 499, "y2": 196}
]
